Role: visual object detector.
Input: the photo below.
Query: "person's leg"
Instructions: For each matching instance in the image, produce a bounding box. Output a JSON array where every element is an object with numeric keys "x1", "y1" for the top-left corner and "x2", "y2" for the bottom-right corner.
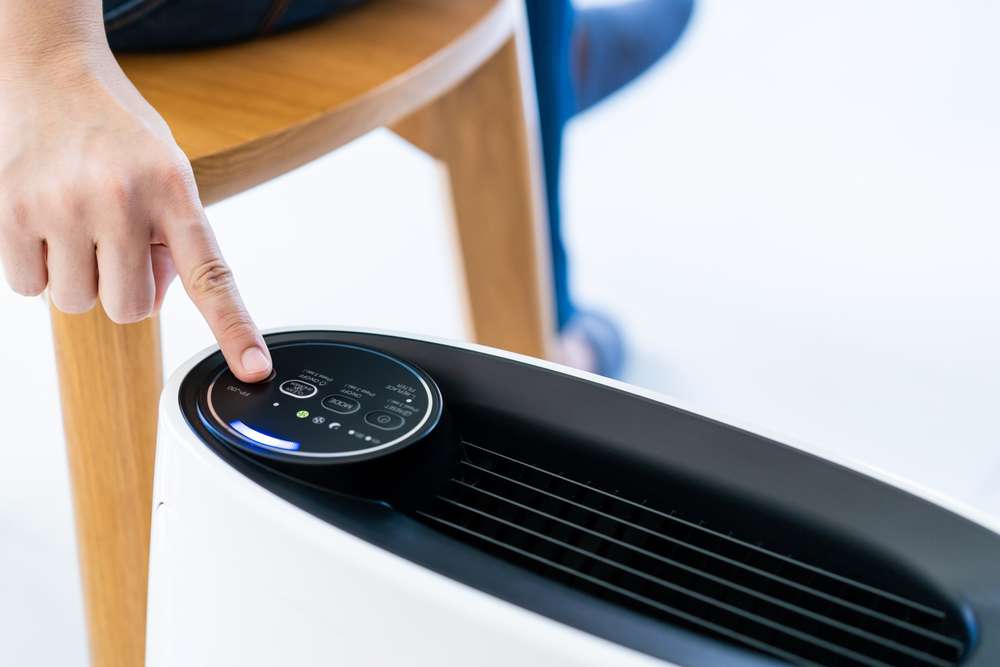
[
  {"x1": 524, "y1": 0, "x2": 694, "y2": 377},
  {"x1": 524, "y1": 0, "x2": 632, "y2": 377},
  {"x1": 523, "y1": 0, "x2": 577, "y2": 335},
  {"x1": 573, "y1": 0, "x2": 694, "y2": 114},
  {"x1": 104, "y1": 0, "x2": 362, "y2": 51}
]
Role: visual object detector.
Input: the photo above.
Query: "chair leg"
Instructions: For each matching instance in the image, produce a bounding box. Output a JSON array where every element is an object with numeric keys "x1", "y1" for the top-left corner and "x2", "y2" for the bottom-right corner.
[
  {"x1": 393, "y1": 31, "x2": 555, "y2": 360},
  {"x1": 50, "y1": 302, "x2": 162, "y2": 667}
]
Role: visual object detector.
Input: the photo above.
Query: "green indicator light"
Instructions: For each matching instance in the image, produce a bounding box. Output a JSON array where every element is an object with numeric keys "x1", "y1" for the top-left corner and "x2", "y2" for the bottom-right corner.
[{"x1": 296, "y1": 410, "x2": 309, "y2": 419}]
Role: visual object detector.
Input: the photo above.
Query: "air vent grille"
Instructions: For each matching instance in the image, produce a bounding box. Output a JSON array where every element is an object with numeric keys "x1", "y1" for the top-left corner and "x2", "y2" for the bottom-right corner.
[{"x1": 415, "y1": 441, "x2": 968, "y2": 667}]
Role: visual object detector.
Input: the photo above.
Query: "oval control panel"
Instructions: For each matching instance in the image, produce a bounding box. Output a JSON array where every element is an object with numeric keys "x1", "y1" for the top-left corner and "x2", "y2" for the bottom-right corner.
[{"x1": 198, "y1": 341, "x2": 442, "y2": 463}]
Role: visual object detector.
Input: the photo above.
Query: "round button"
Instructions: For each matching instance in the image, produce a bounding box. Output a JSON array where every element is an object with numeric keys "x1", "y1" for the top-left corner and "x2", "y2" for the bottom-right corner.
[
  {"x1": 321, "y1": 394, "x2": 361, "y2": 415},
  {"x1": 364, "y1": 410, "x2": 405, "y2": 431},
  {"x1": 279, "y1": 379, "x2": 317, "y2": 399},
  {"x1": 200, "y1": 338, "x2": 441, "y2": 462}
]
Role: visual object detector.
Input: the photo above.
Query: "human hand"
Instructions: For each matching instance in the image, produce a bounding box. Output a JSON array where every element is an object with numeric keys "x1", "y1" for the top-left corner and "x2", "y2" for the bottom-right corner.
[{"x1": 0, "y1": 43, "x2": 272, "y2": 382}]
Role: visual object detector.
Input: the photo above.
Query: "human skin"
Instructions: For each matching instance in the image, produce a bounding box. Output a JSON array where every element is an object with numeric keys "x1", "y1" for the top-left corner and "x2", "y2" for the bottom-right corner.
[{"x1": 0, "y1": 0, "x2": 272, "y2": 382}]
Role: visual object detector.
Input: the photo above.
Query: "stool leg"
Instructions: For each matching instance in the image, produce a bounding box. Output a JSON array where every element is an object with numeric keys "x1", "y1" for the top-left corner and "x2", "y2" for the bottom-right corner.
[
  {"x1": 50, "y1": 303, "x2": 162, "y2": 667},
  {"x1": 393, "y1": 32, "x2": 555, "y2": 359}
]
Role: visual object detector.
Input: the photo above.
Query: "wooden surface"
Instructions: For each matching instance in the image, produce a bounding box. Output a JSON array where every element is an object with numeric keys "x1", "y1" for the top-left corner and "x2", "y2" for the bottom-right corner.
[
  {"x1": 117, "y1": 0, "x2": 515, "y2": 204},
  {"x1": 50, "y1": 305, "x2": 162, "y2": 667},
  {"x1": 393, "y1": 33, "x2": 555, "y2": 358}
]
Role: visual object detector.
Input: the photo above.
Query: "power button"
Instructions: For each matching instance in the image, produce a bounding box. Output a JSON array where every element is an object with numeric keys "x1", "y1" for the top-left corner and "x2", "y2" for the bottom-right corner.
[{"x1": 364, "y1": 410, "x2": 405, "y2": 431}]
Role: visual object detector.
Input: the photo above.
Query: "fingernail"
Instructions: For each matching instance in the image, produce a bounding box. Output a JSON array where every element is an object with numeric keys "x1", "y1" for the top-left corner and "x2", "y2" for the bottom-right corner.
[{"x1": 241, "y1": 346, "x2": 271, "y2": 375}]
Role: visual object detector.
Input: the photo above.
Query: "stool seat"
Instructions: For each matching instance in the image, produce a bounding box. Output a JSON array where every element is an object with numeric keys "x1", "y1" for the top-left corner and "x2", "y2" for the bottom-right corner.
[{"x1": 118, "y1": 0, "x2": 512, "y2": 203}]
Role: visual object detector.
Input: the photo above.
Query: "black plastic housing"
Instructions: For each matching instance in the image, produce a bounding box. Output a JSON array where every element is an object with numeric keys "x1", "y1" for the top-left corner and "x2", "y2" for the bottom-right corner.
[
  {"x1": 192, "y1": 338, "x2": 456, "y2": 505},
  {"x1": 210, "y1": 408, "x2": 458, "y2": 505},
  {"x1": 178, "y1": 330, "x2": 1000, "y2": 667}
]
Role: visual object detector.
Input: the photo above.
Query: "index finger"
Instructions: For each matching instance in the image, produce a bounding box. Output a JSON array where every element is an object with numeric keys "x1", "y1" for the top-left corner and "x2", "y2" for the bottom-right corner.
[{"x1": 165, "y1": 216, "x2": 272, "y2": 383}]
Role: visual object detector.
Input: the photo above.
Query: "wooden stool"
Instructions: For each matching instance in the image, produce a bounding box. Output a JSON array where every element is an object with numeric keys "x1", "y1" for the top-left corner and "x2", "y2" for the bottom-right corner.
[{"x1": 50, "y1": 1, "x2": 554, "y2": 664}]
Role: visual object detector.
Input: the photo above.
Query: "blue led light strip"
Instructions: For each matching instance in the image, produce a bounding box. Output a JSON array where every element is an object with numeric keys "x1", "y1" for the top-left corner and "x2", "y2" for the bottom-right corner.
[{"x1": 230, "y1": 420, "x2": 301, "y2": 451}]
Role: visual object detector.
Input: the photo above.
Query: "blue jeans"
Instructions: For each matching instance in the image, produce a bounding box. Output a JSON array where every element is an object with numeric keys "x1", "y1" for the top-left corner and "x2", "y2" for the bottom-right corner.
[{"x1": 105, "y1": 0, "x2": 578, "y2": 328}]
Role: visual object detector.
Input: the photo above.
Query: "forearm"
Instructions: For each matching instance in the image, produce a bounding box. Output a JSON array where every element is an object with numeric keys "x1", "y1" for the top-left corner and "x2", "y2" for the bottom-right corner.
[{"x1": 0, "y1": 0, "x2": 107, "y2": 68}]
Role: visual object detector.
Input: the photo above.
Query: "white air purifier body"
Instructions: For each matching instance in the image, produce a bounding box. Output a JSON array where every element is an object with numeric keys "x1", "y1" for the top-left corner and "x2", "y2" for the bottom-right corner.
[{"x1": 148, "y1": 328, "x2": 1000, "y2": 667}]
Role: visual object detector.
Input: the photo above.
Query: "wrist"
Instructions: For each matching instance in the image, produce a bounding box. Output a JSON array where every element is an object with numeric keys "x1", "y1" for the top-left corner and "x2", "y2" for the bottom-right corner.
[
  {"x1": 0, "y1": 42, "x2": 118, "y2": 94},
  {"x1": 0, "y1": 8, "x2": 110, "y2": 77}
]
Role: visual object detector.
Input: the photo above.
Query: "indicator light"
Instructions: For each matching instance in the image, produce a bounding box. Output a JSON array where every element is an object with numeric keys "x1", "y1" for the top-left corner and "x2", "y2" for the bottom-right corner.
[
  {"x1": 296, "y1": 410, "x2": 309, "y2": 419},
  {"x1": 229, "y1": 421, "x2": 300, "y2": 451}
]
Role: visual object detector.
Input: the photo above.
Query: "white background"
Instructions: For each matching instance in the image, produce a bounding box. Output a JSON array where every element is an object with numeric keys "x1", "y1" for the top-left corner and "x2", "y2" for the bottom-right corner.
[{"x1": 2, "y1": 1, "x2": 999, "y2": 664}]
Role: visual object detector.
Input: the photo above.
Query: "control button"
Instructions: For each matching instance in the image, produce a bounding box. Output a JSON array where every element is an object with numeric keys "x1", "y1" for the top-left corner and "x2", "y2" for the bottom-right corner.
[
  {"x1": 245, "y1": 369, "x2": 276, "y2": 385},
  {"x1": 364, "y1": 410, "x2": 405, "y2": 431},
  {"x1": 321, "y1": 394, "x2": 361, "y2": 415},
  {"x1": 279, "y1": 379, "x2": 317, "y2": 399}
]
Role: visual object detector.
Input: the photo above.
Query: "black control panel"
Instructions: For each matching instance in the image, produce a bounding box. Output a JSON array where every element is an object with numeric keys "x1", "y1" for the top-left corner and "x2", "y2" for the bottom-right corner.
[{"x1": 198, "y1": 341, "x2": 442, "y2": 465}]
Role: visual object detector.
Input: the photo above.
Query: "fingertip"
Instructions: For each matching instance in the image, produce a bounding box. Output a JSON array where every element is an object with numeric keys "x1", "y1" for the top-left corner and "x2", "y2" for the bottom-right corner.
[{"x1": 235, "y1": 345, "x2": 273, "y2": 383}]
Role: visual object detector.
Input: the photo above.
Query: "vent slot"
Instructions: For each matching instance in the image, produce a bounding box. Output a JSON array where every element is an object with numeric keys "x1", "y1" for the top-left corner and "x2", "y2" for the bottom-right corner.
[{"x1": 414, "y1": 441, "x2": 969, "y2": 667}]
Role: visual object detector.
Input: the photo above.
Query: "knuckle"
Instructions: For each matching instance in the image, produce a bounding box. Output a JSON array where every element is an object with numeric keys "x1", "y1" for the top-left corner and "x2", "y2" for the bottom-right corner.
[
  {"x1": 217, "y1": 309, "x2": 255, "y2": 340},
  {"x1": 188, "y1": 257, "x2": 234, "y2": 298},
  {"x1": 81, "y1": 170, "x2": 133, "y2": 222},
  {"x1": 2, "y1": 196, "x2": 38, "y2": 236},
  {"x1": 101, "y1": 211, "x2": 140, "y2": 242},
  {"x1": 54, "y1": 178, "x2": 89, "y2": 215},
  {"x1": 42, "y1": 183, "x2": 98, "y2": 236},
  {"x1": 152, "y1": 159, "x2": 196, "y2": 202},
  {"x1": 86, "y1": 169, "x2": 133, "y2": 211},
  {"x1": 106, "y1": 178, "x2": 134, "y2": 214},
  {"x1": 51, "y1": 213, "x2": 80, "y2": 238},
  {"x1": 9, "y1": 198, "x2": 31, "y2": 230}
]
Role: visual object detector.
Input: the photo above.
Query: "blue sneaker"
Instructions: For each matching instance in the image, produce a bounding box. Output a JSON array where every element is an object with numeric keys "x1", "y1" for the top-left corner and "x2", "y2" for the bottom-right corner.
[{"x1": 559, "y1": 310, "x2": 627, "y2": 379}]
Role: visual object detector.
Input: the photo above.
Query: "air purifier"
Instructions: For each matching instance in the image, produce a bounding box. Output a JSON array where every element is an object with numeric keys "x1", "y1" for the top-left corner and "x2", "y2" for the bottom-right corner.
[{"x1": 149, "y1": 328, "x2": 1000, "y2": 666}]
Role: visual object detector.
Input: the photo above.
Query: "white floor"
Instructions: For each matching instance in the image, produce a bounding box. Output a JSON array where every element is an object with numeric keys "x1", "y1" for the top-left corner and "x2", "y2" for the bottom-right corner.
[{"x1": 3, "y1": 1, "x2": 999, "y2": 664}]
